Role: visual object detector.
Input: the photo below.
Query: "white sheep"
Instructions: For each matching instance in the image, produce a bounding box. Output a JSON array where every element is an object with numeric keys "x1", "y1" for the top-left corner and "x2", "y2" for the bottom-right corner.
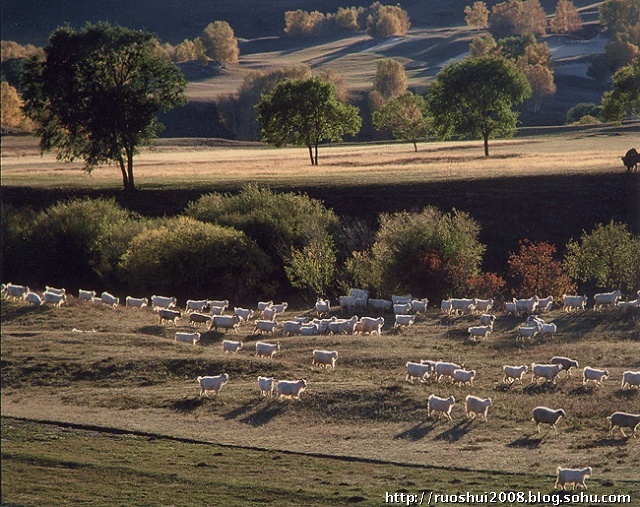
[
  {"x1": 392, "y1": 294, "x2": 412, "y2": 305},
  {"x1": 210, "y1": 314, "x2": 240, "y2": 333},
  {"x1": 126, "y1": 296, "x2": 148, "y2": 309},
  {"x1": 198, "y1": 374, "x2": 229, "y2": 397},
  {"x1": 593, "y1": 289, "x2": 621, "y2": 310},
  {"x1": 474, "y1": 298, "x2": 493, "y2": 313},
  {"x1": 514, "y1": 295, "x2": 539, "y2": 315},
  {"x1": 393, "y1": 302, "x2": 412, "y2": 315},
  {"x1": 262, "y1": 306, "x2": 278, "y2": 321},
  {"x1": 328, "y1": 316, "x2": 358, "y2": 335},
  {"x1": 271, "y1": 302, "x2": 288, "y2": 313},
  {"x1": 435, "y1": 361, "x2": 462, "y2": 382},
  {"x1": 369, "y1": 298, "x2": 392, "y2": 313},
  {"x1": 405, "y1": 362, "x2": 432, "y2": 383},
  {"x1": 394, "y1": 314, "x2": 416, "y2": 331},
  {"x1": 253, "y1": 319, "x2": 278, "y2": 335},
  {"x1": 255, "y1": 341, "x2": 280, "y2": 359},
  {"x1": 258, "y1": 376, "x2": 275, "y2": 397},
  {"x1": 540, "y1": 323, "x2": 557, "y2": 336},
  {"x1": 427, "y1": 394, "x2": 456, "y2": 420},
  {"x1": 78, "y1": 289, "x2": 96, "y2": 301},
  {"x1": 209, "y1": 299, "x2": 230, "y2": 308},
  {"x1": 532, "y1": 406, "x2": 566, "y2": 434},
  {"x1": 607, "y1": 412, "x2": 640, "y2": 438},
  {"x1": 550, "y1": 356, "x2": 579, "y2": 378},
  {"x1": 517, "y1": 325, "x2": 540, "y2": 341},
  {"x1": 531, "y1": 363, "x2": 564, "y2": 384},
  {"x1": 234, "y1": 307, "x2": 254, "y2": 323},
  {"x1": 151, "y1": 295, "x2": 177, "y2": 310},
  {"x1": 100, "y1": 291, "x2": 119, "y2": 308},
  {"x1": 222, "y1": 339, "x2": 243, "y2": 354},
  {"x1": 467, "y1": 324, "x2": 492, "y2": 341},
  {"x1": 450, "y1": 298, "x2": 477, "y2": 315},
  {"x1": 440, "y1": 299, "x2": 453, "y2": 315},
  {"x1": 621, "y1": 371, "x2": 640, "y2": 390},
  {"x1": 410, "y1": 298, "x2": 429, "y2": 314},
  {"x1": 300, "y1": 323, "x2": 321, "y2": 336},
  {"x1": 43, "y1": 290, "x2": 67, "y2": 307},
  {"x1": 452, "y1": 369, "x2": 476, "y2": 386},
  {"x1": 4, "y1": 283, "x2": 29, "y2": 300},
  {"x1": 185, "y1": 299, "x2": 210, "y2": 313},
  {"x1": 355, "y1": 316, "x2": 384, "y2": 335},
  {"x1": 562, "y1": 294, "x2": 588, "y2": 312},
  {"x1": 504, "y1": 301, "x2": 518, "y2": 315},
  {"x1": 280, "y1": 320, "x2": 302, "y2": 337},
  {"x1": 465, "y1": 395, "x2": 492, "y2": 421},
  {"x1": 175, "y1": 331, "x2": 201, "y2": 345},
  {"x1": 555, "y1": 467, "x2": 592, "y2": 490},
  {"x1": 312, "y1": 350, "x2": 338, "y2": 369},
  {"x1": 582, "y1": 366, "x2": 609, "y2": 386},
  {"x1": 44, "y1": 286, "x2": 66, "y2": 295},
  {"x1": 26, "y1": 291, "x2": 43, "y2": 307},
  {"x1": 314, "y1": 298, "x2": 331, "y2": 316},
  {"x1": 502, "y1": 364, "x2": 528, "y2": 384},
  {"x1": 534, "y1": 296, "x2": 554, "y2": 314},
  {"x1": 277, "y1": 379, "x2": 307, "y2": 400},
  {"x1": 479, "y1": 314, "x2": 496, "y2": 326},
  {"x1": 210, "y1": 304, "x2": 228, "y2": 316}
]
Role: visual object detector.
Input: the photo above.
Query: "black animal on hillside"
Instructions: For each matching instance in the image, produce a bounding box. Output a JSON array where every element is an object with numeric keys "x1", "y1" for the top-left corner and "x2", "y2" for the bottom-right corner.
[{"x1": 621, "y1": 148, "x2": 640, "y2": 171}]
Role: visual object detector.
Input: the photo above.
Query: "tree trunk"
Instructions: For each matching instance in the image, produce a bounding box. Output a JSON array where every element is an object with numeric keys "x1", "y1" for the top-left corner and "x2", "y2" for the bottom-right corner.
[
  {"x1": 126, "y1": 146, "x2": 136, "y2": 192},
  {"x1": 307, "y1": 145, "x2": 314, "y2": 166},
  {"x1": 413, "y1": 141, "x2": 418, "y2": 152},
  {"x1": 118, "y1": 157, "x2": 130, "y2": 191},
  {"x1": 483, "y1": 132, "x2": 490, "y2": 157},
  {"x1": 314, "y1": 143, "x2": 318, "y2": 166}
]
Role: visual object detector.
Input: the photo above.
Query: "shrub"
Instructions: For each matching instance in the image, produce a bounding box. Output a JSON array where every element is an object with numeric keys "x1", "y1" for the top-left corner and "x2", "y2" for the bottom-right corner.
[
  {"x1": 468, "y1": 272, "x2": 507, "y2": 300},
  {"x1": 200, "y1": 21, "x2": 239, "y2": 64},
  {"x1": 565, "y1": 103, "x2": 601, "y2": 124},
  {"x1": 284, "y1": 10, "x2": 327, "y2": 37},
  {"x1": 564, "y1": 221, "x2": 640, "y2": 294},
  {"x1": 507, "y1": 239, "x2": 576, "y2": 300},
  {"x1": 335, "y1": 7, "x2": 365, "y2": 33},
  {"x1": 119, "y1": 217, "x2": 272, "y2": 301},
  {"x1": 366, "y1": 3, "x2": 411, "y2": 39},
  {"x1": 366, "y1": 207, "x2": 485, "y2": 299},
  {"x1": 465, "y1": 2, "x2": 490, "y2": 29},
  {"x1": 184, "y1": 184, "x2": 338, "y2": 293},
  {"x1": 285, "y1": 233, "x2": 337, "y2": 299}
]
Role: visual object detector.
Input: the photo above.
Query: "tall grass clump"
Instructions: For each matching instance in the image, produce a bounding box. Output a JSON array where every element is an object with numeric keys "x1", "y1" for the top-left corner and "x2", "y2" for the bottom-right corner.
[
  {"x1": 119, "y1": 216, "x2": 272, "y2": 301},
  {"x1": 184, "y1": 184, "x2": 338, "y2": 294},
  {"x1": 353, "y1": 207, "x2": 485, "y2": 299},
  {"x1": 7, "y1": 198, "x2": 143, "y2": 290}
]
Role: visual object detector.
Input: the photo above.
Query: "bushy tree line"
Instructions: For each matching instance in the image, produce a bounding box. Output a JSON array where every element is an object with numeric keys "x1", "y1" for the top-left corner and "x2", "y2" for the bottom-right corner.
[
  {"x1": 284, "y1": 3, "x2": 409, "y2": 39},
  {"x1": 4, "y1": 190, "x2": 639, "y2": 304}
]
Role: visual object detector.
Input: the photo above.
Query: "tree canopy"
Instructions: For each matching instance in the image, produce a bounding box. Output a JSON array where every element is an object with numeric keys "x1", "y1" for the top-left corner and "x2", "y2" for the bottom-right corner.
[
  {"x1": 372, "y1": 92, "x2": 431, "y2": 151},
  {"x1": 600, "y1": 57, "x2": 640, "y2": 122},
  {"x1": 426, "y1": 56, "x2": 531, "y2": 156},
  {"x1": 21, "y1": 22, "x2": 187, "y2": 191},
  {"x1": 257, "y1": 77, "x2": 361, "y2": 165}
]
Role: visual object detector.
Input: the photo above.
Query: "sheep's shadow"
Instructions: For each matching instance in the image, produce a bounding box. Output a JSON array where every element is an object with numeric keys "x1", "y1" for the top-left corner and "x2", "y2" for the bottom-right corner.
[
  {"x1": 238, "y1": 399, "x2": 287, "y2": 427},
  {"x1": 567, "y1": 385, "x2": 596, "y2": 396},
  {"x1": 394, "y1": 420, "x2": 437, "y2": 441},
  {"x1": 522, "y1": 382, "x2": 559, "y2": 395},
  {"x1": 433, "y1": 418, "x2": 473, "y2": 442},
  {"x1": 169, "y1": 396, "x2": 207, "y2": 413},
  {"x1": 591, "y1": 436, "x2": 631, "y2": 447},
  {"x1": 506, "y1": 433, "x2": 544, "y2": 448},
  {"x1": 224, "y1": 399, "x2": 262, "y2": 421},
  {"x1": 136, "y1": 325, "x2": 165, "y2": 336},
  {"x1": 614, "y1": 388, "x2": 638, "y2": 400}
]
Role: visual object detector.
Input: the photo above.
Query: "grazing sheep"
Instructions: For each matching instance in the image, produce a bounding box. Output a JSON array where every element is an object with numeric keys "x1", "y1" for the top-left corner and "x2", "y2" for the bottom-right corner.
[
  {"x1": 355, "y1": 316, "x2": 384, "y2": 335},
  {"x1": 4, "y1": 283, "x2": 29, "y2": 300},
  {"x1": 410, "y1": 298, "x2": 429, "y2": 314},
  {"x1": 185, "y1": 299, "x2": 211, "y2": 313},
  {"x1": 234, "y1": 307, "x2": 254, "y2": 323},
  {"x1": 540, "y1": 323, "x2": 557, "y2": 336},
  {"x1": 450, "y1": 298, "x2": 477, "y2": 315},
  {"x1": 435, "y1": 361, "x2": 462, "y2": 383},
  {"x1": 474, "y1": 298, "x2": 493, "y2": 313},
  {"x1": 189, "y1": 312, "x2": 212, "y2": 327},
  {"x1": 258, "y1": 376, "x2": 275, "y2": 397},
  {"x1": 197, "y1": 374, "x2": 229, "y2": 397},
  {"x1": 531, "y1": 363, "x2": 564, "y2": 384},
  {"x1": 555, "y1": 467, "x2": 592, "y2": 491},
  {"x1": 253, "y1": 319, "x2": 278, "y2": 335},
  {"x1": 550, "y1": 356, "x2": 579, "y2": 378},
  {"x1": 405, "y1": 362, "x2": 432, "y2": 383},
  {"x1": 465, "y1": 395, "x2": 492, "y2": 421},
  {"x1": 504, "y1": 301, "x2": 518, "y2": 315},
  {"x1": 369, "y1": 298, "x2": 392, "y2": 314},
  {"x1": 392, "y1": 294, "x2": 412, "y2": 305},
  {"x1": 222, "y1": 339, "x2": 243, "y2": 354},
  {"x1": 100, "y1": 291, "x2": 119, "y2": 308},
  {"x1": 255, "y1": 341, "x2": 280, "y2": 359},
  {"x1": 440, "y1": 299, "x2": 453, "y2": 315},
  {"x1": 534, "y1": 296, "x2": 554, "y2": 314},
  {"x1": 151, "y1": 295, "x2": 177, "y2": 310},
  {"x1": 78, "y1": 289, "x2": 96, "y2": 301},
  {"x1": 312, "y1": 350, "x2": 338, "y2": 369},
  {"x1": 608, "y1": 412, "x2": 640, "y2": 438},
  {"x1": 277, "y1": 379, "x2": 307, "y2": 400},
  {"x1": 479, "y1": 314, "x2": 496, "y2": 326},
  {"x1": 514, "y1": 296, "x2": 539, "y2": 315},
  {"x1": 503, "y1": 364, "x2": 529, "y2": 384},
  {"x1": 26, "y1": 292, "x2": 43, "y2": 307},
  {"x1": 427, "y1": 395, "x2": 456, "y2": 420},
  {"x1": 300, "y1": 323, "x2": 321, "y2": 336},
  {"x1": 394, "y1": 314, "x2": 416, "y2": 331},
  {"x1": 467, "y1": 324, "x2": 492, "y2": 341},
  {"x1": 175, "y1": 331, "x2": 201, "y2": 345},
  {"x1": 271, "y1": 302, "x2": 288, "y2": 314},
  {"x1": 210, "y1": 314, "x2": 241, "y2": 334},
  {"x1": 209, "y1": 299, "x2": 229, "y2": 308},
  {"x1": 158, "y1": 308, "x2": 181, "y2": 326},
  {"x1": 452, "y1": 369, "x2": 476, "y2": 386},
  {"x1": 393, "y1": 302, "x2": 412, "y2": 315},
  {"x1": 621, "y1": 371, "x2": 640, "y2": 390},
  {"x1": 43, "y1": 290, "x2": 67, "y2": 307},
  {"x1": 210, "y1": 304, "x2": 228, "y2": 316},
  {"x1": 562, "y1": 294, "x2": 588, "y2": 312},
  {"x1": 327, "y1": 316, "x2": 358, "y2": 335},
  {"x1": 262, "y1": 306, "x2": 279, "y2": 321},
  {"x1": 582, "y1": 366, "x2": 609, "y2": 386},
  {"x1": 315, "y1": 298, "x2": 331, "y2": 316},
  {"x1": 44, "y1": 286, "x2": 66, "y2": 295},
  {"x1": 126, "y1": 296, "x2": 148, "y2": 309},
  {"x1": 517, "y1": 324, "x2": 541, "y2": 341},
  {"x1": 281, "y1": 320, "x2": 303, "y2": 337},
  {"x1": 532, "y1": 406, "x2": 566, "y2": 434}
]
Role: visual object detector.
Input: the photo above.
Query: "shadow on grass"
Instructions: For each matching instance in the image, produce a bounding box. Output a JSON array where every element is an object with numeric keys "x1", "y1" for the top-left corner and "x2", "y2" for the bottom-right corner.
[
  {"x1": 394, "y1": 420, "x2": 437, "y2": 441},
  {"x1": 238, "y1": 400, "x2": 287, "y2": 427},
  {"x1": 567, "y1": 385, "x2": 597, "y2": 396},
  {"x1": 170, "y1": 396, "x2": 207, "y2": 413},
  {"x1": 506, "y1": 433, "x2": 545, "y2": 448},
  {"x1": 434, "y1": 418, "x2": 473, "y2": 442},
  {"x1": 523, "y1": 382, "x2": 559, "y2": 395},
  {"x1": 224, "y1": 399, "x2": 262, "y2": 421},
  {"x1": 614, "y1": 388, "x2": 639, "y2": 400},
  {"x1": 137, "y1": 325, "x2": 166, "y2": 336}
]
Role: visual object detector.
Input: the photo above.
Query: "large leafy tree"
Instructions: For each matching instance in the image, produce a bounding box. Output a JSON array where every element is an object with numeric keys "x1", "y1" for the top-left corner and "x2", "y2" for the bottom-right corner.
[
  {"x1": 257, "y1": 77, "x2": 361, "y2": 165},
  {"x1": 21, "y1": 23, "x2": 187, "y2": 192},
  {"x1": 600, "y1": 57, "x2": 640, "y2": 121},
  {"x1": 372, "y1": 92, "x2": 431, "y2": 152},
  {"x1": 427, "y1": 56, "x2": 531, "y2": 156}
]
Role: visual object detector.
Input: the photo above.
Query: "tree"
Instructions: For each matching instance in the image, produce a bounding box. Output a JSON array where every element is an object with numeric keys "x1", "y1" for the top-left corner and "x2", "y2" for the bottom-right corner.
[
  {"x1": 566, "y1": 102, "x2": 601, "y2": 124},
  {"x1": 520, "y1": 0, "x2": 547, "y2": 37},
  {"x1": 564, "y1": 221, "x2": 640, "y2": 293},
  {"x1": 285, "y1": 233, "x2": 337, "y2": 299},
  {"x1": 366, "y1": 3, "x2": 411, "y2": 39},
  {"x1": 20, "y1": 23, "x2": 187, "y2": 192},
  {"x1": 372, "y1": 92, "x2": 431, "y2": 151},
  {"x1": 427, "y1": 57, "x2": 531, "y2": 156},
  {"x1": 489, "y1": 0, "x2": 546, "y2": 38},
  {"x1": 470, "y1": 34, "x2": 500, "y2": 58},
  {"x1": 600, "y1": 57, "x2": 640, "y2": 121},
  {"x1": 200, "y1": 21, "x2": 239, "y2": 64},
  {"x1": 550, "y1": 0, "x2": 582, "y2": 34},
  {"x1": 257, "y1": 77, "x2": 361, "y2": 165},
  {"x1": 465, "y1": 2, "x2": 490, "y2": 28},
  {"x1": 605, "y1": 38, "x2": 639, "y2": 71},
  {"x1": 1, "y1": 81, "x2": 25, "y2": 127},
  {"x1": 507, "y1": 240, "x2": 576, "y2": 300},
  {"x1": 372, "y1": 58, "x2": 408, "y2": 100},
  {"x1": 599, "y1": 0, "x2": 640, "y2": 34},
  {"x1": 335, "y1": 7, "x2": 364, "y2": 33},
  {"x1": 284, "y1": 10, "x2": 327, "y2": 37}
]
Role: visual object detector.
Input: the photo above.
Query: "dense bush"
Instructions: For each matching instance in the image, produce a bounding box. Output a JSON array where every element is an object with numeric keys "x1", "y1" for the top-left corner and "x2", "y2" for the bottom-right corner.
[
  {"x1": 119, "y1": 217, "x2": 272, "y2": 301},
  {"x1": 565, "y1": 102, "x2": 601, "y2": 124},
  {"x1": 184, "y1": 184, "x2": 338, "y2": 293},
  {"x1": 366, "y1": 3, "x2": 411, "y2": 39},
  {"x1": 364, "y1": 207, "x2": 485, "y2": 299}
]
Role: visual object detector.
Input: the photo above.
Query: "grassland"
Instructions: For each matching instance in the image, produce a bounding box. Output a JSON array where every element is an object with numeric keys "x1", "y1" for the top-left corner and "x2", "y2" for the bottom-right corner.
[{"x1": 2, "y1": 126, "x2": 640, "y2": 505}]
